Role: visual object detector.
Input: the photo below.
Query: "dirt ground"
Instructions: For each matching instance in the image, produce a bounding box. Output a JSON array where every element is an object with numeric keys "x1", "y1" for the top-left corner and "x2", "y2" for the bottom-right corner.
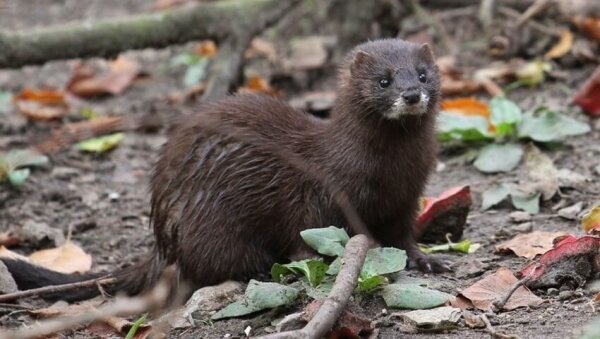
[{"x1": 1, "y1": 1, "x2": 600, "y2": 338}]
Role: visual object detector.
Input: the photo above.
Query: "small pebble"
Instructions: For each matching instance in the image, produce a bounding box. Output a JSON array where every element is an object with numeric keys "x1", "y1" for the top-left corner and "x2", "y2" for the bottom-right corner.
[
  {"x1": 108, "y1": 192, "x2": 120, "y2": 201},
  {"x1": 244, "y1": 326, "x2": 251, "y2": 337},
  {"x1": 558, "y1": 290, "x2": 575, "y2": 301},
  {"x1": 509, "y1": 211, "x2": 532, "y2": 223}
]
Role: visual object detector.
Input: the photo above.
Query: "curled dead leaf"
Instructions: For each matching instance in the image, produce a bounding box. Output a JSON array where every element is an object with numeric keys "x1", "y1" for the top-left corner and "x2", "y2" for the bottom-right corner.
[
  {"x1": 496, "y1": 231, "x2": 566, "y2": 259},
  {"x1": 67, "y1": 57, "x2": 142, "y2": 98},
  {"x1": 194, "y1": 40, "x2": 217, "y2": 58},
  {"x1": 544, "y1": 29, "x2": 574, "y2": 59},
  {"x1": 14, "y1": 88, "x2": 68, "y2": 121},
  {"x1": 28, "y1": 240, "x2": 92, "y2": 274},
  {"x1": 459, "y1": 267, "x2": 542, "y2": 311}
]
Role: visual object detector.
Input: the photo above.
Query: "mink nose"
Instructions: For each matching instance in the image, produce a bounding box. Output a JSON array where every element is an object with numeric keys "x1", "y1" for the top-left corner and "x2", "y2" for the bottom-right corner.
[{"x1": 402, "y1": 90, "x2": 421, "y2": 105}]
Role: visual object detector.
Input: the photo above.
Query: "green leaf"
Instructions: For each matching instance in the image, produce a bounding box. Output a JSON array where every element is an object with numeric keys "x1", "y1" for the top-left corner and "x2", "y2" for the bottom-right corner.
[
  {"x1": 357, "y1": 275, "x2": 388, "y2": 293},
  {"x1": 270, "y1": 259, "x2": 328, "y2": 287},
  {"x1": 380, "y1": 283, "x2": 451, "y2": 309},
  {"x1": 481, "y1": 183, "x2": 511, "y2": 210},
  {"x1": 361, "y1": 247, "x2": 407, "y2": 278},
  {"x1": 420, "y1": 239, "x2": 481, "y2": 254},
  {"x1": 183, "y1": 59, "x2": 208, "y2": 88},
  {"x1": 0, "y1": 91, "x2": 12, "y2": 114},
  {"x1": 326, "y1": 257, "x2": 342, "y2": 275},
  {"x1": 303, "y1": 280, "x2": 333, "y2": 300},
  {"x1": 170, "y1": 53, "x2": 201, "y2": 67},
  {"x1": 2, "y1": 149, "x2": 49, "y2": 171},
  {"x1": 490, "y1": 96, "x2": 522, "y2": 137},
  {"x1": 75, "y1": 133, "x2": 124, "y2": 153},
  {"x1": 300, "y1": 226, "x2": 349, "y2": 257},
  {"x1": 80, "y1": 107, "x2": 99, "y2": 120},
  {"x1": 125, "y1": 313, "x2": 147, "y2": 339},
  {"x1": 474, "y1": 143, "x2": 523, "y2": 173},
  {"x1": 437, "y1": 112, "x2": 493, "y2": 142},
  {"x1": 212, "y1": 280, "x2": 298, "y2": 320},
  {"x1": 511, "y1": 191, "x2": 541, "y2": 214},
  {"x1": 518, "y1": 109, "x2": 590, "y2": 142},
  {"x1": 8, "y1": 169, "x2": 30, "y2": 187}
]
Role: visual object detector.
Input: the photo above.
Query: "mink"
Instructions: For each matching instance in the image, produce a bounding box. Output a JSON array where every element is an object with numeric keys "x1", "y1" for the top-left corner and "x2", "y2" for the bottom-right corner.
[{"x1": 2, "y1": 38, "x2": 446, "y2": 301}]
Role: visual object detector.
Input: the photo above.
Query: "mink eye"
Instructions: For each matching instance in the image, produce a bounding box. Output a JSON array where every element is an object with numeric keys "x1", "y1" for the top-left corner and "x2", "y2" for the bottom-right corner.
[
  {"x1": 379, "y1": 78, "x2": 391, "y2": 88},
  {"x1": 418, "y1": 69, "x2": 427, "y2": 83}
]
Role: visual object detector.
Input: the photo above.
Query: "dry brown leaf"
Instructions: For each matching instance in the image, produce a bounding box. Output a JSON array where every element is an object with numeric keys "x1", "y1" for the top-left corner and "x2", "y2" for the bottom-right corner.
[
  {"x1": 14, "y1": 88, "x2": 69, "y2": 121},
  {"x1": 238, "y1": 75, "x2": 280, "y2": 96},
  {"x1": 29, "y1": 240, "x2": 92, "y2": 274},
  {"x1": 572, "y1": 16, "x2": 600, "y2": 42},
  {"x1": 194, "y1": 40, "x2": 217, "y2": 58},
  {"x1": 34, "y1": 116, "x2": 125, "y2": 154},
  {"x1": 245, "y1": 38, "x2": 277, "y2": 61},
  {"x1": 496, "y1": 231, "x2": 566, "y2": 259},
  {"x1": 545, "y1": 29, "x2": 574, "y2": 59},
  {"x1": 459, "y1": 267, "x2": 543, "y2": 311},
  {"x1": 67, "y1": 56, "x2": 141, "y2": 97},
  {"x1": 448, "y1": 295, "x2": 474, "y2": 310}
]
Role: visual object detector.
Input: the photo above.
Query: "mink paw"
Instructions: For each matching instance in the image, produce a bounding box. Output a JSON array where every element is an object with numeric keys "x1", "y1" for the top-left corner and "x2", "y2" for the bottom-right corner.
[{"x1": 408, "y1": 253, "x2": 451, "y2": 273}]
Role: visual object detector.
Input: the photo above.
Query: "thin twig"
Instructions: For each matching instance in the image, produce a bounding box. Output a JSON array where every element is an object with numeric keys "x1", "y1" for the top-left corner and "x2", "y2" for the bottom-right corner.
[
  {"x1": 498, "y1": 6, "x2": 560, "y2": 37},
  {"x1": 0, "y1": 269, "x2": 174, "y2": 339},
  {"x1": 515, "y1": 0, "x2": 551, "y2": 28},
  {"x1": 256, "y1": 234, "x2": 370, "y2": 339},
  {"x1": 481, "y1": 314, "x2": 522, "y2": 339},
  {"x1": 493, "y1": 275, "x2": 534, "y2": 311},
  {"x1": 0, "y1": 277, "x2": 115, "y2": 303},
  {"x1": 409, "y1": 0, "x2": 457, "y2": 55}
]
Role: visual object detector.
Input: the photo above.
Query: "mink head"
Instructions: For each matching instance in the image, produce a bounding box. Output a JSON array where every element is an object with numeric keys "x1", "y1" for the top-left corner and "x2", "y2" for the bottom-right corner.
[{"x1": 339, "y1": 39, "x2": 440, "y2": 120}]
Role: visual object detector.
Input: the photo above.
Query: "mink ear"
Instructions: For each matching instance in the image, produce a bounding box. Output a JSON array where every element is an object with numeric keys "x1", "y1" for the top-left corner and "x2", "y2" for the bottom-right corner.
[
  {"x1": 419, "y1": 43, "x2": 435, "y2": 64},
  {"x1": 350, "y1": 51, "x2": 374, "y2": 75}
]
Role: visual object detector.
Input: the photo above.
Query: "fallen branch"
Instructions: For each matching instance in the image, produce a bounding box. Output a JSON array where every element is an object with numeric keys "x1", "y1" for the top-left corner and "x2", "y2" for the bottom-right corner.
[
  {"x1": 0, "y1": 0, "x2": 300, "y2": 69},
  {"x1": 0, "y1": 269, "x2": 174, "y2": 339},
  {"x1": 481, "y1": 314, "x2": 522, "y2": 339},
  {"x1": 257, "y1": 234, "x2": 370, "y2": 339},
  {"x1": 0, "y1": 277, "x2": 116, "y2": 303}
]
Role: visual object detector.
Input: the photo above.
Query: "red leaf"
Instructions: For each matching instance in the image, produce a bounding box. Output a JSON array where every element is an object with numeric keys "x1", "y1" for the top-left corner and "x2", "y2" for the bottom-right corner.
[
  {"x1": 416, "y1": 185, "x2": 472, "y2": 243},
  {"x1": 572, "y1": 66, "x2": 600, "y2": 117},
  {"x1": 519, "y1": 234, "x2": 600, "y2": 288}
]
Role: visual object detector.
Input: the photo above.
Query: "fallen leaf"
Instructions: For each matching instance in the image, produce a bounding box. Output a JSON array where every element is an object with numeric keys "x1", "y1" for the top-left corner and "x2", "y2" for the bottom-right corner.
[
  {"x1": 35, "y1": 116, "x2": 125, "y2": 154},
  {"x1": 510, "y1": 190, "x2": 541, "y2": 214},
  {"x1": 448, "y1": 295, "x2": 474, "y2": 310},
  {"x1": 29, "y1": 240, "x2": 92, "y2": 274},
  {"x1": 381, "y1": 284, "x2": 452, "y2": 309},
  {"x1": 285, "y1": 36, "x2": 332, "y2": 71},
  {"x1": 361, "y1": 247, "x2": 407, "y2": 278},
  {"x1": 441, "y1": 98, "x2": 490, "y2": 118},
  {"x1": 489, "y1": 96, "x2": 522, "y2": 137},
  {"x1": 544, "y1": 29, "x2": 574, "y2": 59},
  {"x1": 194, "y1": 40, "x2": 217, "y2": 58},
  {"x1": 582, "y1": 203, "x2": 600, "y2": 234},
  {"x1": 518, "y1": 108, "x2": 590, "y2": 142},
  {"x1": 516, "y1": 60, "x2": 551, "y2": 87},
  {"x1": 300, "y1": 226, "x2": 349, "y2": 257},
  {"x1": 481, "y1": 183, "x2": 511, "y2": 210},
  {"x1": 572, "y1": 66, "x2": 600, "y2": 117},
  {"x1": 14, "y1": 88, "x2": 68, "y2": 121},
  {"x1": 524, "y1": 143, "x2": 559, "y2": 201},
  {"x1": 496, "y1": 231, "x2": 566, "y2": 259},
  {"x1": 459, "y1": 267, "x2": 542, "y2": 311},
  {"x1": 436, "y1": 112, "x2": 492, "y2": 142},
  {"x1": 572, "y1": 16, "x2": 600, "y2": 43},
  {"x1": 211, "y1": 280, "x2": 298, "y2": 320},
  {"x1": 474, "y1": 143, "x2": 523, "y2": 173},
  {"x1": 421, "y1": 238, "x2": 481, "y2": 254},
  {"x1": 67, "y1": 57, "x2": 141, "y2": 97},
  {"x1": 75, "y1": 133, "x2": 124, "y2": 153},
  {"x1": 393, "y1": 306, "x2": 461, "y2": 332},
  {"x1": 519, "y1": 235, "x2": 600, "y2": 289},
  {"x1": 416, "y1": 185, "x2": 471, "y2": 243},
  {"x1": 245, "y1": 38, "x2": 277, "y2": 61},
  {"x1": 271, "y1": 259, "x2": 328, "y2": 287},
  {"x1": 238, "y1": 75, "x2": 279, "y2": 96}
]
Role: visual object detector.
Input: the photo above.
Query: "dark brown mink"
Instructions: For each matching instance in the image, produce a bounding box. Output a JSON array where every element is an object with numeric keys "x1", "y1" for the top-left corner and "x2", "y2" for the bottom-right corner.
[{"x1": 1, "y1": 38, "x2": 446, "y2": 301}]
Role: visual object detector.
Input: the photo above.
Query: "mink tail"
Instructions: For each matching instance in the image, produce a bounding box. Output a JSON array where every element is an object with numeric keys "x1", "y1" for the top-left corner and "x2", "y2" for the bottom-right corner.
[{"x1": 0, "y1": 250, "x2": 167, "y2": 302}]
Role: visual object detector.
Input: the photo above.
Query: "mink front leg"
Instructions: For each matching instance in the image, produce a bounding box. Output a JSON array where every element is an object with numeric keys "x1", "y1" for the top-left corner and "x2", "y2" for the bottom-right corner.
[{"x1": 384, "y1": 216, "x2": 450, "y2": 273}]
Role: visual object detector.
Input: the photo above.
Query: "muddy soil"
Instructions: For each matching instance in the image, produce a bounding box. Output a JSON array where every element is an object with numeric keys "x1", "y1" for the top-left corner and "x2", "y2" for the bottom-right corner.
[{"x1": 1, "y1": 1, "x2": 599, "y2": 338}]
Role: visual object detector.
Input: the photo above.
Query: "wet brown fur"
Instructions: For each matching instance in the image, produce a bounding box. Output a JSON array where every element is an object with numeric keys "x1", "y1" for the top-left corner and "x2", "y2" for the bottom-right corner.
[{"x1": 2, "y1": 39, "x2": 443, "y2": 300}]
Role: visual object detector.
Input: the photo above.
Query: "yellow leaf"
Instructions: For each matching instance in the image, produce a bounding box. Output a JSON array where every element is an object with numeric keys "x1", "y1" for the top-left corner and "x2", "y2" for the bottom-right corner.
[
  {"x1": 582, "y1": 203, "x2": 600, "y2": 234},
  {"x1": 545, "y1": 29, "x2": 574, "y2": 59},
  {"x1": 29, "y1": 241, "x2": 92, "y2": 274},
  {"x1": 516, "y1": 60, "x2": 551, "y2": 87}
]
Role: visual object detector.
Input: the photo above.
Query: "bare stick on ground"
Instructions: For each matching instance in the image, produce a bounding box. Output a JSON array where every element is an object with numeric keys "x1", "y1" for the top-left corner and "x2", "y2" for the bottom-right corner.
[
  {"x1": 257, "y1": 234, "x2": 370, "y2": 339},
  {"x1": 0, "y1": 277, "x2": 116, "y2": 303},
  {"x1": 0, "y1": 0, "x2": 301, "y2": 69},
  {"x1": 0, "y1": 269, "x2": 175, "y2": 339},
  {"x1": 481, "y1": 314, "x2": 522, "y2": 339},
  {"x1": 493, "y1": 273, "x2": 534, "y2": 311}
]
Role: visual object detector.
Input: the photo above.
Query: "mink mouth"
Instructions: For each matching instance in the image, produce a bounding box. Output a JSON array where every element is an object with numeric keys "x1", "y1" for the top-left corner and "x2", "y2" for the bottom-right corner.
[{"x1": 385, "y1": 92, "x2": 430, "y2": 119}]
